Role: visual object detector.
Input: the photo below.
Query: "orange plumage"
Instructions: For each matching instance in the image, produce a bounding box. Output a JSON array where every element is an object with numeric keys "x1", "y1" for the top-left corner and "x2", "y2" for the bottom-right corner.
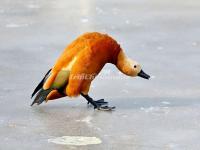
[
  {"x1": 31, "y1": 32, "x2": 150, "y2": 110},
  {"x1": 44, "y1": 32, "x2": 121, "y2": 97}
]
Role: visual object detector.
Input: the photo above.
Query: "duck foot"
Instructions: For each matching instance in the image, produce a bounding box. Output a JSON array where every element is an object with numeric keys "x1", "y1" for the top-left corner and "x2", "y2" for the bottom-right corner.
[
  {"x1": 97, "y1": 106, "x2": 116, "y2": 111},
  {"x1": 87, "y1": 99, "x2": 108, "y2": 105},
  {"x1": 81, "y1": 93, "x2": 115, "y2": 111}
]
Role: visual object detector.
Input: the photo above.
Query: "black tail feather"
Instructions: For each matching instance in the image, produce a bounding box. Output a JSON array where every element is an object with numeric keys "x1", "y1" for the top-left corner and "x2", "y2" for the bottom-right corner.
[
  {"x1": 31, "y1": 69, "x2": 52, "y2": 98},
  {"x1": 31, "y1": 89, "x2": 53, "y2": 106}
]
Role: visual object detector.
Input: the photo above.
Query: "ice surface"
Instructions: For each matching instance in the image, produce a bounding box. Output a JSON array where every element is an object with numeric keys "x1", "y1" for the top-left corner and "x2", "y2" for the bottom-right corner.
[
  {"x1": 5, "y1": 23, "x2": 29, "y2": 28},
  {"x1": 48, "y1": 136, "x2": 102, "y2": 146},
  {"x1": 81, "y1": 18, "x2": 89, "y2": 23},
  {"x1": 0, "y1": 0, "x2": 200, "y2": 149}
]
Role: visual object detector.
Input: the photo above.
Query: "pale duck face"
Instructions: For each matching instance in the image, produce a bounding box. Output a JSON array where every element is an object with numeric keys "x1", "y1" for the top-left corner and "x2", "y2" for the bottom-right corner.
[
  {"x1": 127, "y1": 58, "x2": 150, "y2": 79},
  {"x1": 127, "y1": 59, "x2": 141, "y2": 77}
]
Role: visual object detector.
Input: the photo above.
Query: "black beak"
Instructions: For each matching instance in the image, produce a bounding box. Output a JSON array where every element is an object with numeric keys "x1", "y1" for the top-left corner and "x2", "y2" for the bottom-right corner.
[{"x1": 138, "y1": 70, "x2": 150, "y2": 80}]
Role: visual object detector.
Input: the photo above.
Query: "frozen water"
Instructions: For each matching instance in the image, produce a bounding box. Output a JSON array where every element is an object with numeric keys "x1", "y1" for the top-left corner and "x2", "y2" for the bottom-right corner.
[
  {"x1": 95, "y1": 7, "x2": 104, "y2": 14},
  {"x1": 76, "y1": 116, "x2": 93, "y2": 126},
  {"x1": 81, "y1": 18, "x2": 89, "y2": 23},
  {"x1": 48, "y1": 136, "x2": 102, "y2": 145},
  {"x1": 192, "y1": 42, "x2": 198, "y2": 46},
  {"x1": 161, "y1": 101, "x2": 170, "y2": 105},
  {"x1": 125, "y1": 20, "x2": 130, "y2": 25},
  {"x1": 0, "y1": 0, "x2": 200, "y2": 149},
  {"x1": 156, "y1": 46, "x2": 164, "y2": 50},
  {"x1": 27, "y1": 4, "x2": 40, "y2": 9},
  {"x1": 5, "y1": 23, "x2": 29, "y2": 28}
]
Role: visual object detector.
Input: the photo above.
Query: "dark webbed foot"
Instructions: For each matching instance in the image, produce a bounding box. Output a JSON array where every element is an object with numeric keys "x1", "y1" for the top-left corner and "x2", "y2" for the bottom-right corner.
[
  {"x1": 93, "y1": 103, "x2": 115, "y2": 111},
  {"x1": 81, "y1": 93, "x2": 115, "y2": 111},
  {"x1": 97, "y1": 106, "x2": 116, "y2": 111},
  {"x1": 87, "y1": 99, "x2": 108, "y2": 105}
]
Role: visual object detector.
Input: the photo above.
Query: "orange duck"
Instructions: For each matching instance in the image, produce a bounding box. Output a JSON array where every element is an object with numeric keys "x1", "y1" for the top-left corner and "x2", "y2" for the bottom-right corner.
[{"x1": 31, "y1": 32, "x2": 150, "y2": 110}]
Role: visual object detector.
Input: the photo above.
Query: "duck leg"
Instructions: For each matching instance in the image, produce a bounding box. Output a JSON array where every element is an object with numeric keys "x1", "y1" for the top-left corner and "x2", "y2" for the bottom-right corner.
[
  {"x1": 87, "y1": 98, "x2": 108, "y2": 105},
  {"x1": 81, "y1": 93, "x2": 115, "y2": 110}
]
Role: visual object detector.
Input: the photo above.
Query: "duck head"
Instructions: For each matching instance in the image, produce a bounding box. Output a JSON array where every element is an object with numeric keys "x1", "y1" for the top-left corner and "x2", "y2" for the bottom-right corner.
[{"x1": 116, "y1": 50, "x2": 150, "y2": 79}]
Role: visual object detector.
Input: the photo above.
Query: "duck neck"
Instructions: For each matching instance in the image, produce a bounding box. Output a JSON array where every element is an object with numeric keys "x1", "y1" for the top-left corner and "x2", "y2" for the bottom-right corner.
[{"x1": 116, "y1": 50, "x2": 134, "y2": 76}]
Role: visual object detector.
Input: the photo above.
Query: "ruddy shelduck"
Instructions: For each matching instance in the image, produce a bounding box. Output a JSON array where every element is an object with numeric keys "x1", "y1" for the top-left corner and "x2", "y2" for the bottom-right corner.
[{"x1": 31, "y1": 32, "x2": 150, "y2": 110}]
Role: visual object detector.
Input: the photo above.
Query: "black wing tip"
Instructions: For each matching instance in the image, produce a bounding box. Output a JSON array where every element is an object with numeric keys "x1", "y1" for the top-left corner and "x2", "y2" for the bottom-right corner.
[
  {"x1": 30, "y1": 101, "x2": 35, "y2": 106},
  {"x1": 30, "y1": 95, "x2": 39, "y2": 106},
  {"x1": 30, "y1": 101, "x2": 40, "y2": 106},
  {"x1": 30, "y1": 89, "x2": 52, "y2": 107},
  {"x1": 31, "y1": 69, "x2": 52, "y2": 100},
  {"x1": 30, "y1": 98, "x2": 40, "y2": 106},
  {"x1": 31, "y1": 91, "x2": 36, "y2": 98}
]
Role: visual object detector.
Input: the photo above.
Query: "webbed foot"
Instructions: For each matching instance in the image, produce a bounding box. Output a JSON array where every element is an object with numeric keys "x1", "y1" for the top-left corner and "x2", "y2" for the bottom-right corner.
[
  {"x1": 87, "y1": 99, "x2": 108, "y2": 105},
  {"x1": 81, "y1": 93, "x2": 115, "y2": 111}
]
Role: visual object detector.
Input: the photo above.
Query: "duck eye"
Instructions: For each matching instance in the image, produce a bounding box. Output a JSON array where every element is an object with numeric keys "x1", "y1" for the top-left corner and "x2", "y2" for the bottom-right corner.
[{"x1": 134, "y1": 65, "x2": 137, "y2": 68}]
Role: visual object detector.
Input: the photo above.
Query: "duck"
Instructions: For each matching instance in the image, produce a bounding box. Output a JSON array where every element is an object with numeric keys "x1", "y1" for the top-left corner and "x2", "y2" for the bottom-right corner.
[{"x1": 31, "y1": 32, "x2": 150, "y2": 110}]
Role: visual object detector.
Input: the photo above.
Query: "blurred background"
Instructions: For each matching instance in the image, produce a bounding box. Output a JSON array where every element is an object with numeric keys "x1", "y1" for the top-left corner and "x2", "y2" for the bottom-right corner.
[
  {"x1": 1, "y1": 0, "x2": 200, "y2": 99},
  {"x1": 0, "y1": 0, "x2": 200, "y2": 149}
]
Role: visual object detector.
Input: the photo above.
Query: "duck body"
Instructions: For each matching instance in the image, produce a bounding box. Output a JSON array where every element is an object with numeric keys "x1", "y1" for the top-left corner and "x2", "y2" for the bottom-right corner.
[{"x1": 31, "y1": 32, "x2": 150, "y2": 110}]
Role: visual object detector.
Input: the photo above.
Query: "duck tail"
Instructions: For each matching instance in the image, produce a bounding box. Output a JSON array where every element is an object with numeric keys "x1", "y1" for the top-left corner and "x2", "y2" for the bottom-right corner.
[
  {"x1": 31, "y1": 69, "x2": 52, "y2": 106},
  {"x1": 31, "y1": 88, "x2": 53, "y2": 106}
]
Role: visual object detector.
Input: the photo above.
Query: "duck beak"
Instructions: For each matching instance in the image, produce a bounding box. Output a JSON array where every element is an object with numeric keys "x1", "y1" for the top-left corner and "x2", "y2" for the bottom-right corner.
[{"x1": 138, "y1": 70, "x2": 150, "y2": 80}]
